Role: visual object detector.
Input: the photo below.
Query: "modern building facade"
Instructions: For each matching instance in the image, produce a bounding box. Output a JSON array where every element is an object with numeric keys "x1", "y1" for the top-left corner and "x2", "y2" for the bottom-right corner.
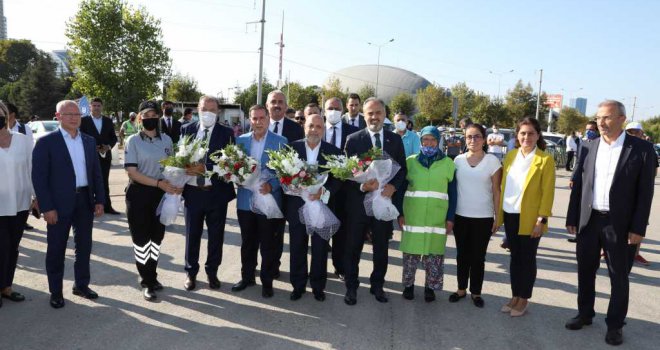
[
  {"x1": 0, "y1": 0, "x2": 7, "y2": 40},
  {"x1": 569, "y1": 97, "x2": 587, "y2": 115}
]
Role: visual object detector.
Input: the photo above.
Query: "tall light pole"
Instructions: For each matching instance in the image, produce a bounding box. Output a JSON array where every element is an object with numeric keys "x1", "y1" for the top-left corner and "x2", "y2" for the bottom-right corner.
[
  {"x1": 535, "y1": 69, "x2": 543, "y2": 120},
  {"x1": 247, "y1": 0, "x2": 267, "y2": 105},
  {"x1": 368, "y1": 38, "x2": 394, "y2": 98},
  {"x1": 489, "y1": 69, "x2": 514, "y2": 100}
]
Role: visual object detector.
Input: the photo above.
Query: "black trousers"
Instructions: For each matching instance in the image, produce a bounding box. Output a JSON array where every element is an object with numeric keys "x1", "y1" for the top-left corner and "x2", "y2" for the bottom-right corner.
[
  {"x1": 344, "y1": 214, "x2": 391, "y2": 291},
  {"x1": 503, "y1": 212, "x2": 540, "y2": 299},
  {"x1": 453, "y1": 215, "x2": 493, "y2": 295},
  {"x1": 274, "y1": 218, "x2": 286, "y2": 273},
  {"x1": 126, "y1": 183, "x2": 166, "y2": 288},
  {"x1": 289, "y1": 221, "x2": 328, "y2": 292},
  {"x1": 330, "y1": 194, "x2": 348, "y2": 274},
  {"x1": 237, "y1": 210, "x2": 278, "y2": 287},
  {"x1": 577, "y1": 211, "x2": 637, "y2": 329},
  {"x1": 183, "y1": 185, "x2": 229, "y2": 277},
  {"x1": 100, "y1": 156, "x2": 113, "y2": 209},
  {"x1": 0, "y1": 210, "x2": 29, "y2": 289},
  {"x1": 566, "y1": 151, "x2": 575, "y2": 171},
  {"x1": 46, "y1": 190, "x2": 94, "y2": 294}
]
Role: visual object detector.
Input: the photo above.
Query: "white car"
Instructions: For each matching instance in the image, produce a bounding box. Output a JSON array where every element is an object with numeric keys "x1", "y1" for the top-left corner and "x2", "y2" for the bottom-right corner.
[{"x1": 29, "y1": 120, "x2": 60, "y2": 144}]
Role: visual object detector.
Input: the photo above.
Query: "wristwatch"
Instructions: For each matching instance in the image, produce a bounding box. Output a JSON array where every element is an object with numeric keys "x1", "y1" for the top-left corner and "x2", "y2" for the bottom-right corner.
[{"x1": 537, "y1": 216, "x2": 548, "y2": 225}]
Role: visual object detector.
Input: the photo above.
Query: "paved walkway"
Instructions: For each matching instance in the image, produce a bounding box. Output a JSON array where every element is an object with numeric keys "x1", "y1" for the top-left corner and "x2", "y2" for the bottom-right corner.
[{"x1": 1, "y1": 165, "x2": 659, "y2": 349}]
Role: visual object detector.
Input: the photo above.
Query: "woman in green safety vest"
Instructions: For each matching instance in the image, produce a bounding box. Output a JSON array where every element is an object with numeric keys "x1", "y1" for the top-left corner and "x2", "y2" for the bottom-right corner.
[
  {"x1": 397, "y1": 126, "x2": 457, "y2": 302},
  {"x1": 119, "y1": 112, "x2": 139, "y2": 146}
]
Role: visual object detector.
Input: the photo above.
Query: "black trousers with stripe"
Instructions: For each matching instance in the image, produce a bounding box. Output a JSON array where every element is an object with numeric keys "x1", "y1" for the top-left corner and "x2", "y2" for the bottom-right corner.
[{"x1": 126, "y1": 183, "x2": 166, "y2": 288}]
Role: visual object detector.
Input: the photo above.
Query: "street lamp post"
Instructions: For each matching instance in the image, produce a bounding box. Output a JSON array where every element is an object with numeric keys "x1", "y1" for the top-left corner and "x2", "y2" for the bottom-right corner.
[
  {"x1": 489, "y1": 69, "x2": 514, "y2": 100},
  {"x1": 368, "y1": 38, "x2": 394, "y2": 98}
]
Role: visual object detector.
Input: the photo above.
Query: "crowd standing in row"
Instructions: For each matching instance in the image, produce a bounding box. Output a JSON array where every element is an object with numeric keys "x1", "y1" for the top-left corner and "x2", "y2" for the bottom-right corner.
[{"x1": 0, "y1": 94, "x2": 656, "y2": 346}]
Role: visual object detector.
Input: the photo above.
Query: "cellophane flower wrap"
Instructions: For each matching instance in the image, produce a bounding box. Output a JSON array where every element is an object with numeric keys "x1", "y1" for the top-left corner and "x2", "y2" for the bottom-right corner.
[
  {"x1": 267, "y1": 146, "x2": 340, "y2": 240},
  {"x1": 157, "y1": 135, "x2": 208, "y2": 225},
  {"x1": 209, "y1": 143, "x2": 258, "y2": 185},
  {"x1": 325, "y1": 147, "x2": 400, "y2": 221}
]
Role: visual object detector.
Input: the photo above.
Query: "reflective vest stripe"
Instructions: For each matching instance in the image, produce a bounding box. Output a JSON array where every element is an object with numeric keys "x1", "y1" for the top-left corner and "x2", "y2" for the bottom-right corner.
[
  {"x1": 404, "y1": 190, "x2": 448, "y2": 200},
  {"x1": 402, "y1": 225, "x2": 447, "y2": 235}
]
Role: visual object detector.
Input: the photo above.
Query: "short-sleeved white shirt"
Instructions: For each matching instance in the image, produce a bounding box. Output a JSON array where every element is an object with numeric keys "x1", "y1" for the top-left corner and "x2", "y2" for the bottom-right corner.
[
  {"x1": 454, "y1": 153, "x2": 502, "y2": 218},
  {"x1": 487, "y1": 132, "x2": 505, "y2": 154}
]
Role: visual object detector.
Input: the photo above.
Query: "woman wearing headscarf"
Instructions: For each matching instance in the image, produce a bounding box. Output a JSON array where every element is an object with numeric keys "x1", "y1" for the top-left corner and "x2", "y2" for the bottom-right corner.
[
  {"x1": 498, "y1": 117, "x2": 555, "y2": 317},
  {"x1": 397, "y1": 126, "x2": 457, "y2": 302}
]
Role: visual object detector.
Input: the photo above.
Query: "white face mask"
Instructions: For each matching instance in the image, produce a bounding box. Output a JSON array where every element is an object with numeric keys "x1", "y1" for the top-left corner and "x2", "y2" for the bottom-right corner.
[
  {"x1": 200, "y1": 111, "x2": 217, "y2": 128},
  {"x1": 493, "y1": 129, "x2": 499, "y2": 134},
  {"x1": 325, "y1": 110, "x2": 342, "y2": 125},
  {"x1": 395, "y1": 121, "x2": 407, "y2": 131}
]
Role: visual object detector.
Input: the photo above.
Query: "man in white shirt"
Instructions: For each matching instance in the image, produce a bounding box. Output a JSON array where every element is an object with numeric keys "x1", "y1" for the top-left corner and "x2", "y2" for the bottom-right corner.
[
  {"x1": 6, "y1": 103, "x2": 34, "y2": 144},
  {"x1": 565, "y1": 132, "x2": 578, "y2": 171},
  {"x1": 565, "y1": 100, "x2": 657, "y2": 346},
  {"x1": 487, "y1": 125, "x2": 504, "y2": 161},
  {"x1": 343, "y1": 93, "x2": 366, "y2": 129}
]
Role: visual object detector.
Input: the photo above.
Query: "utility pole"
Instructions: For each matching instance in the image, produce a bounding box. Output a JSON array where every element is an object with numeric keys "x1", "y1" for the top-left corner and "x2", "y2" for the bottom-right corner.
[
  {"x1": 631, "y1": 96, "x2": 637, "y2": 121},
  {"x1": 535, "y1": 69, "x2": 543, "y2": 120},
  {"x1": 275, "y1": 11, "x2": 284, "y2": 89},
  {"x1": 247, "y1": 0, "x2": 267, "y2": 105}
]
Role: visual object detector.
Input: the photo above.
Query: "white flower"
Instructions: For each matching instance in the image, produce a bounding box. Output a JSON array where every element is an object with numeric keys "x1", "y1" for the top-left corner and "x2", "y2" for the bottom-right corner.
[{"x1": 192, "y1": 147, "x2": 207, "y2": 162}]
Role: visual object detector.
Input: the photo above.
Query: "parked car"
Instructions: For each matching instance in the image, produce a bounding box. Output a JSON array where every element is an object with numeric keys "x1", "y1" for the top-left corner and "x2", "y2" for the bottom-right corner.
[{"x1": 29, "y1": 120, "x2": 60, "y2": 144}]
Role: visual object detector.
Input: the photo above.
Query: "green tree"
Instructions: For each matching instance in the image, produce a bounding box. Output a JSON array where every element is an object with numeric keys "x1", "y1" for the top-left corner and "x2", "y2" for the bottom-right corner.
[
  {"x1": 164, "y1": 73, "x2": 202, "y2": 102},
  {"x1": 322, "y1": 78, "x2": 348, "y2": 103},
  {"x1": 504, "y1": 80, "x2": 548, "y2": 127},
  {"x1": 556, "y1": 107, "x2": 589, "y2": 135},
  {"x1": 66, "y1": 0, "x2": 171, "y2": 114},
  {"x1": 357, "y1": 84, "x2": 376, "y2": 101},
  {"x1": 11, "y1": 53, "x2": 66, "y2": 119},
  {"x1": 0, "y1": 39, "x2": 41, "y2": 85},
  {"x1": 389, "y1": 92, "x2": 416, "y2": 116},
  {"x1": 415, "y1": 84, "x2": 452, "y2": 125},
  {"x1": 641, "y1": 116, "x2": 660, "y2": 143},
  {"x1": 234, "y1": 78, "x2": 276, "y2": 113},
  {"x1": 282, "y1": 82, "x2": 320, "y2": 110}
]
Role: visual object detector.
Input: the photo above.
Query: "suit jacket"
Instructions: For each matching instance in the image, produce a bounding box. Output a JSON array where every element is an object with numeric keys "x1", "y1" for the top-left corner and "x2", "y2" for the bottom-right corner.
[
  {"x1": 566, "y1": 135, "x2": 656, "y2": 237},
  {"x1": 32, "y1": 129, "x2": 105, "y2": 217},
  {"x1": 180, "y1": 121, "x2": 236, "y2": 203},
  {"x1": 80, "y1": 116, "x2": 118, "y2": 160},
  {"x1": 344, "y1": 128, "x2": 407, "y2": 216},
  {"x1": 497, "y1": 148, "x2": 555, "y2": 235},
  {"x1": 324, "y1": 122, "x2": 359, "y2": 151},
  {"x1": 279, "y1": 117, "x2": 304, "y2": 143},
  {"x1": 160, "y1": 117, "x2": 182, "y2": 144},
  {"x1": 343, "y1": 113, "x2": 367, "y2": 129},
  {"x1": 235, "y1": 131, "x2": 288, "y2": 212},
  {"x1": 284, "y1": 140, "x2": 342, "y2": 226}
]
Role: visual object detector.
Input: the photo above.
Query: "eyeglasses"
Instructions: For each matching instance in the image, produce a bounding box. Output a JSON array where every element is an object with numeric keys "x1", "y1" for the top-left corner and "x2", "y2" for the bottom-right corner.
[{"x1": 465, "y1": 135, "x2": 483, "y2": 140}]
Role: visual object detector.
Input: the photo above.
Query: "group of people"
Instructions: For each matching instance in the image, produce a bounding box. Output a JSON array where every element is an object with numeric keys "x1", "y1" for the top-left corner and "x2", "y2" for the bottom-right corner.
[{"x1": 0, "y1": 94, "x2": 656, "y2": 346}]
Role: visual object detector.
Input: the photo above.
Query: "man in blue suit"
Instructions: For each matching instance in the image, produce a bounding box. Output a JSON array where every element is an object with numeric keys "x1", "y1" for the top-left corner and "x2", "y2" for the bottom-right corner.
[
  {"x1": 180, "y1": 96, "x2": 236, "y2": 291},
  {"x1": 32, "y1": 100, "x2": 105, "y2": 309},
  {"x1": 231, "y1": 104, "x2": 287, "y2": 298}
]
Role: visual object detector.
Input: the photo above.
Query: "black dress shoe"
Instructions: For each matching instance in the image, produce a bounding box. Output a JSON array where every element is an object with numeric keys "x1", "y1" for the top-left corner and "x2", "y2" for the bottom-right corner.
[
  {"x1": 143, "y1": 287, "x2": 157, "y2": 301},
  {"x1": 208, "y1": 275, "x2": 221, "y2": 290},
  {"x1": 313, "y1": 290, "x2": 326, "y2": 302},
  {"x1": 290, "y1": 289, "x2": 305, "y2": 301},
  {"x1": 448, "y1": 292, "x2": 466, "y2": 303},
  {"x1": 50, "y1": 293, "x2": 65, "y2": 309},
  {"x1": 605, "y1": 328, "x2": 623, "y2": 346},
  {"x1": 2, "y1": 291, "x2": 26, "y2": 302},
  {"x1": 231, "y1": 279, "x2": 256, "y2": 292},
  {"x1": 334, "y1": 270, "x2": 345, "y2": 281},
  {"x1": 424, "y1": 288, "x2": 435, "y2": 302},
  {"x1": 154, "y1": 280, "x2": 164, "y2": 291},
  {"x1": 24, "y1": 223, "x2": 34, "y2": 230},
  {"x1": 370, "y1": 287, "x2": 388, "y2": 303},
  {"x1": 184, "y1": 275, "x2": 196, "y2": 291},
  {"x1": 105, "y1": 208, "x2": 121, "y2": 215},
  {"x1": 472, "y1": 296, "x2": 485, "y2": 308},
  {"x1": 262, "y1": 286, "x2": 274, "y2": 298},
  {"x1": 72, "y1": 286, "x2": 98, "y2": 299},
  {"x1": 567, "y1": 238, "x2": 577, "y2": 243},
  {"x1": 402, "y1": 286, "x2": 414, "y2": 300},
  {"x1": 344, "y1": 289, "x2": 357, "y2": 305},
  {"x1": 565, "y1": 315, "x2": 593, "y2": 330}
]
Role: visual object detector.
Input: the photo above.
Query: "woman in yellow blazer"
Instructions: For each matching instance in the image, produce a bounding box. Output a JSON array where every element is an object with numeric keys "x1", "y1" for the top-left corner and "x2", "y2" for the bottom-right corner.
[{"x1": 497, "y1": 117, "x2": 555, "y2": 317}]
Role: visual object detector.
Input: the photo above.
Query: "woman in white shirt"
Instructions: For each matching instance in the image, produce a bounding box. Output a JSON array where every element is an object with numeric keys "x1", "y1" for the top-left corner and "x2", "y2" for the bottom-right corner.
[
  {"x1": 0, "y1": 101, "x2": 33, "y2": 306},
  {"x1": 451, "y1": 124, "x2": 502, "y2": 308}
]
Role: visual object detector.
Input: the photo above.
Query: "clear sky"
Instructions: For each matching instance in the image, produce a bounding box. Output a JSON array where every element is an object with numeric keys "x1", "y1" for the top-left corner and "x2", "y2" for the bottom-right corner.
[{"x1": 5, "y1": 0, "x2": 659, "y2": 119}]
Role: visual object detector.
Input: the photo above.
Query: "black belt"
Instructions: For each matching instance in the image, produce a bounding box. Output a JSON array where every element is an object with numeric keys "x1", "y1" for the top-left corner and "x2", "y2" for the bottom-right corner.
[
  {"x1": 75, "y1": 186, "x2": 89, "y2": 193},
  {"x1": 592, "y1": 209, "x2": 609, "y2": 216}
]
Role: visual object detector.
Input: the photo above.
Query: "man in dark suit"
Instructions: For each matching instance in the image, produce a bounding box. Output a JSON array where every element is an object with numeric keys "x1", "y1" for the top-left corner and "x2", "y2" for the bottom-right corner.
[
  {"x1": 565, "y1": 100, "x2": 656, "y2": 346},
  {"x1": 343, "y1": 93, "x2": 367, "y2": 129},
  {"x1": 266, "y1": 90, "x2": 304, "y2": 277},
  {"x1": 286, "y1": 114, "x2": 342, "y2": 301},
  {"x1": 343, "y1": 97, "x2": 407, "y2": 305},
  {"x1": 32, "y1": 100, "x2": 105, "y2": 309},
  {"x1": 323, "y1": 97, "x2": 359, "y2": 280},
  {"x1": 79, "y1": 97, "x2": 119, "y2": 214},
  {"x1": 160, "y1": 100, "x2": 181, "y2": 144},
  {"x1": 180, "y1": 96, "x2": 236, "y2": 291}
]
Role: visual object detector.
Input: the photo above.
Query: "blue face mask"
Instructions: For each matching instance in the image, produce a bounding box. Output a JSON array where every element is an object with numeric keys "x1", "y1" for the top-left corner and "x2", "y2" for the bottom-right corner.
[
  {"x1": 422, "y1": 146, "x2": 438, "y2": 156},
  {"x1": 586, "y1": 129, "x2": 598, "y2": 140}
]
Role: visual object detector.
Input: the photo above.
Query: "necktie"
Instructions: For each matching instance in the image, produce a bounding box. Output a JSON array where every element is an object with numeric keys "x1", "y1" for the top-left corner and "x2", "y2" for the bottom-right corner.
[
  {"x1": 196, "y1": 128, "x2": 209, "y2": 187},
  {"x1": 374, "y1": 133, "x2": 382, "y2": 149},
  {"x1": 330, "y1": 126, "x2": 336, "y2": 146},
  {"x1": 273, "y1": 121, "x2": 279, "y2": 134},
  {"x1": 351, "y1": 118, "x2": 357, "y2": 127},
  {"x1": 167, "y1": 118, "x2": 171, "y2": 130}
]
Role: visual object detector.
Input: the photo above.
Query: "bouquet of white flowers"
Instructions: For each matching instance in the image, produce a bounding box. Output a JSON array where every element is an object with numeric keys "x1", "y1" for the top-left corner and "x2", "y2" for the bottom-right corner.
[
  {"x1": 209, "y1": 144, "x2": 259, "y2": 185},
  {"x1": 156, "y1": 135, "x2": 208, "y2": 225}
]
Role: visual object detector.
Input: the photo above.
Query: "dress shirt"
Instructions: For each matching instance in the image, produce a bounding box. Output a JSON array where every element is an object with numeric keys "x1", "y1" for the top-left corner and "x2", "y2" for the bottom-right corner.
[
  {"x1": 60, "y1": 127, "x2": 89, "y2": 187},
  {"x1": 503, "y1": 147, "x2": 536, "y2": 213},
  {"x1": 187, "y1": 124, "x2": 215, "y2": 187},
  {"x1": 269, "y1": 118, "x2": 284, "y2": 136},
  {"x1": 10, "y1": 122, "x2": 34, "y2": 144},
  {"x1": 566, "y1": 136, "x2": 578, "y2": 152},
  {"x1": 91, "y1": 115, "x2": 103, "y2": 134},
  {"x1": 305, "y1": 141, "x2": 321, "y2": 165},
  {"x1": 399, "y1": 129, "x2": 421, "y2": 157},
  {"x1": 164, "y1": 117, "x2": 172, "y2": 130},
  {"x1": 592, "y1": 132, "x2": 625, "y2": 211},
  {"x1": 367, "y1": 128, "x2": 384, "y2": 149},
  {"x1": 250, "y1": 133, "x2": 267, "y2": 162},
  {"x1": 345, "y1": 113, "x2": 362, "y2": 128},
  {"x1": 325, "y1": 122, "x2": 342, "y2": 149}
]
